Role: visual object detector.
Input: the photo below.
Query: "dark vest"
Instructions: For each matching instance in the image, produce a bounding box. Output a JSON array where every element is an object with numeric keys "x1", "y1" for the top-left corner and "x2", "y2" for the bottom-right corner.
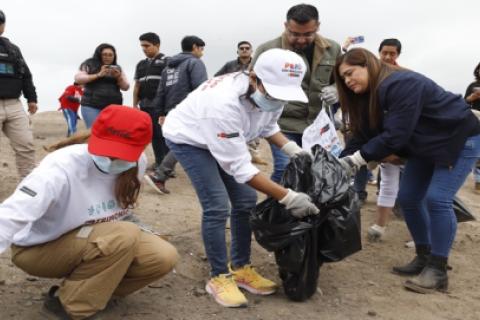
[
  {"x1": 80, "y1": 59, "x2": 123, "y2": 110},
  {"x1": 136, "y1": 54, "x2": 167, "y2": 100}
]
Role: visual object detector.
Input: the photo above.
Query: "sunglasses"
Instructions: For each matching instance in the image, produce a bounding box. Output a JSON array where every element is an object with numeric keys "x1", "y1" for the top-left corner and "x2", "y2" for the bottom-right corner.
[{"x1": 238, "y1": 46, "x2": 251, "y2": 51}]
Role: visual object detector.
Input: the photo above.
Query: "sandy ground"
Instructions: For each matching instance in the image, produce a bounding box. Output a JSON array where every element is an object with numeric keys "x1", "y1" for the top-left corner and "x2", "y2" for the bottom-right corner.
[{"x1": 0, "y1": 111, "x2": 479, "y2": 320}]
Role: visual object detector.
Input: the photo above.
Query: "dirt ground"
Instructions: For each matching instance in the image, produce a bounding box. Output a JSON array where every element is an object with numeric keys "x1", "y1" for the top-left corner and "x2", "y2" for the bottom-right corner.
[{"x1": 0, "y1": 111, "x2": 479, "y2": 320}]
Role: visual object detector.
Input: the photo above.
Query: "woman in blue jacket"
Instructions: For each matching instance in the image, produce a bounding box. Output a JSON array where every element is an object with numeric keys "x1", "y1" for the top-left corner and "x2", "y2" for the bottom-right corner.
[{"x1": 334, "y1": 48, "x2": 480, "y2": 294}]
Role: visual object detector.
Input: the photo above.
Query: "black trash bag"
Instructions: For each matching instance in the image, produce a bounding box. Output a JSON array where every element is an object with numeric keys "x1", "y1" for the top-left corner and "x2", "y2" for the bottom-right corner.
[
  {"x1": 251, "y1": 197, "x2": 324, "y2": 302},
  {"x1": 453, "y1": 196, "x2": 476, "y2": 223},
  {"x1": 318, "y1": 188, "x2": 362, "y2": 262},
  {"x1": 250, "y1": 145, "x2": 361, "y2": 301},
  {"x1": 392, "y1": 196, "x2": 475, "y2": 223}
]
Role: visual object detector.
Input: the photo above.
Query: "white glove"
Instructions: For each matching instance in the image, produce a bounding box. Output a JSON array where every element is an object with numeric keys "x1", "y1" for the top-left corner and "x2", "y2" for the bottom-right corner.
[
  {"x1": 319, "y1": 85, "x2": 338, "y2": 106},
  {"x1": 279, "y1": 189, "x2": 320, "y2": 218},
  {"x1": 281, "y1": 141, "x2": 310, "y2": 158},
  {"x1": 339, "y1": 150, "x2": 367, "y2": 175}
]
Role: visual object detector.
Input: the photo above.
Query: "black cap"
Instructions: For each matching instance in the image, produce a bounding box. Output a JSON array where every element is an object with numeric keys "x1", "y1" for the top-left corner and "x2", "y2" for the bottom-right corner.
[{"x1": 0, "y1": 10, "x2": 5, "y2": 24}]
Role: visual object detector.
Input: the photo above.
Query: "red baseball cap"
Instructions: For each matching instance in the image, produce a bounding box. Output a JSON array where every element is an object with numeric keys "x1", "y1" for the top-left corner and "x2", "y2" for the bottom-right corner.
[{"x1": 88, "y1": 105, "x2": 152, "y2": 161}]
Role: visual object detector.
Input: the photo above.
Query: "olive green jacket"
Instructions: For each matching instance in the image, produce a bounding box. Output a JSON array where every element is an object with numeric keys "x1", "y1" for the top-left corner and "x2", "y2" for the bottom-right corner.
[{"x1": 251, "y1": 33, "x2": 341, "y2": 133}]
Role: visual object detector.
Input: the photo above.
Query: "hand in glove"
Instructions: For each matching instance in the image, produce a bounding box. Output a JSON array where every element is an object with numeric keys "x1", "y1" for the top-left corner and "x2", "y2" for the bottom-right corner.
[
  {"x1": 319, "y1": 85, "x2": 339, "y2": 106},
  {"x1": 279, "y1": 189, "x2": 320, "y2": 218},
  {"x1": 281, "y1": 141, "x2": 311, "y2": 159},
  {"x1": 339, "y1": 150, "x2": 367, "y2": 176}
]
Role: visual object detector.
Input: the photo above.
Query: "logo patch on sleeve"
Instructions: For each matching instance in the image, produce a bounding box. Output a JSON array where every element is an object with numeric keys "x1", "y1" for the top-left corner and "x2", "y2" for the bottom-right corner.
[
  {"x1": 217, "y1": 132, "x2": 240, "y2": 139},
  {"x1": 20, "y1": 186, "x2": 37, "y2": 197}
]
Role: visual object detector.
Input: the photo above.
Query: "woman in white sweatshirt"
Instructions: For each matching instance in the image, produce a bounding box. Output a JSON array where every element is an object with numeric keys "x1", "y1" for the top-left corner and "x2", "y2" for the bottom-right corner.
[{"x1": 0, "y1": 105, "x2": 178, "y2": 319}]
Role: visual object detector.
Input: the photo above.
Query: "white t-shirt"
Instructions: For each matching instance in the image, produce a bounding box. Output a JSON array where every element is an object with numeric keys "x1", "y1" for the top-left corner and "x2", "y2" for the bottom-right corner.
[
  {"x1": 0, "y1": 144, "x2": 146, "y2": 252},
  {"x1": 163, "y1": 72, "x2": 282, "y2": 183}
]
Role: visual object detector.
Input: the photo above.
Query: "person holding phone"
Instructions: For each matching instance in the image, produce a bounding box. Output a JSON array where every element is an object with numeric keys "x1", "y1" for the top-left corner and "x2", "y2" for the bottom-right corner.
[
  {"x1": 75, "y1": 43, "x2": 130, "y2": 128},
  {"x1": 464, "y1": 62, "x2": 480, "y2": 191},
  {"x1": 335, "y1": 48, "x2": 480, "y2": 294}
]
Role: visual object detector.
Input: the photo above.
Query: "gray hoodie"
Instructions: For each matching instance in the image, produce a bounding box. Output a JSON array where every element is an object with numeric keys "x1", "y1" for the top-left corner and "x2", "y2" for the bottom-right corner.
[{"x1": 154, "y1": 52, "x2": 208, "y2": 116}]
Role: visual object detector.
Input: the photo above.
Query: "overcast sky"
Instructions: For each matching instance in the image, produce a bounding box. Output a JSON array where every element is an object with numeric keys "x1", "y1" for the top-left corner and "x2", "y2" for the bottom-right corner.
[{"x1": 2, "y1": 0, "x2": 479, "y2": 112}]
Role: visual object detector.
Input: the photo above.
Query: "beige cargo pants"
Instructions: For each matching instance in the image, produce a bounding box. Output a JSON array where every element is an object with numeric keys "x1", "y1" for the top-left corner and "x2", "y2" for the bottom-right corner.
[
  {"x1": 0, "y1": 98, "x2": 35, "y2": 178},
  {"x1": 11, "y1": 221, "x2": 178, "y2": 319}
]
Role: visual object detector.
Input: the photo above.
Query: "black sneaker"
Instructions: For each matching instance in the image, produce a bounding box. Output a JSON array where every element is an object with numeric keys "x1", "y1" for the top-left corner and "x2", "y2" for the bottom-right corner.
[{"x1": 41, "y1": 286, "x2": 70, "y2": 319}]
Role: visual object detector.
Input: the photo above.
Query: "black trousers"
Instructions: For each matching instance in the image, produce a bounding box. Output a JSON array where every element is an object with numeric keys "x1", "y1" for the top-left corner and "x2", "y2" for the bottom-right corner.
[{"x1": 140, "y1": 104, "x2": 169, "y2": 166}]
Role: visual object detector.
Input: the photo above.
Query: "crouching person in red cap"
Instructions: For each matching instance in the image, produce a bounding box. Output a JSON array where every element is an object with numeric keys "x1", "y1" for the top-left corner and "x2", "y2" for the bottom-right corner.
[{"x1": 0, "y1": 105, "x2": 178, "y2": 319}]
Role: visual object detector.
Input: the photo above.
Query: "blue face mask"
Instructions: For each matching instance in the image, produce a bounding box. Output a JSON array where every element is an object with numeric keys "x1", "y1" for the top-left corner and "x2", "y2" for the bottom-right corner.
[
  {"x1": 251, "y1": 89, "x2": 286, "y2": 112},
  {"x1": 91, "y1": 155, "x2": 137, "y2": 174}
]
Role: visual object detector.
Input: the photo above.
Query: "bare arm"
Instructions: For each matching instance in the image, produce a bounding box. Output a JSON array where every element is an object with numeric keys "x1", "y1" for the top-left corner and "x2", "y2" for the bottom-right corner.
[
  {"x1": 265, "y1": 131, "x2": 290, "y2": 149},
  {"x1": 247, "y1": 172, "x2": 288, "y2": 200}
]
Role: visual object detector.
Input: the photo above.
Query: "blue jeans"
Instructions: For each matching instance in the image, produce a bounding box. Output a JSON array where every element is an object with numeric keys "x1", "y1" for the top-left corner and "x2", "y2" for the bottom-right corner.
[
  {"x1": 474, "y1": 160, "x2": 480, "y2": 183},
  {"x1": 353, "y1": 166, "x2": 368, "y2": 201},
  {"x1": 61, "y1": 109, "x2": 78, "y2": 137},
  {"x1": 81, "y1": 105, "x2": 101, "y2": 129},
  {"x1": 166, "y1": 139, "x2": 257, "y2": 276},
  {"x1": 269, "y1": 132, "x2": 302, "y2": 183},
  {"x1": 397, "y1": 134, "x2": 480, "y2": 257}
]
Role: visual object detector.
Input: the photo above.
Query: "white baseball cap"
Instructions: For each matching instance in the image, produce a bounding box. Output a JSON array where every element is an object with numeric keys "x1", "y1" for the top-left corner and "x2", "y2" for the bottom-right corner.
[{"x1": 253, "y1": 48, "x2": 308, "y2": 103}]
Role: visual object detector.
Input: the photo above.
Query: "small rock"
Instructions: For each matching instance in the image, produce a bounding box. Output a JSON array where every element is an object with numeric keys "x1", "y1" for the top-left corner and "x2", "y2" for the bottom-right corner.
[
  {"x1": 0, "y1": 280, "x2": 5, "y2": 285},
  {"x1": 316, "y1": 287, "x2": 324, "y2": 296},
  {"x1": 35, "y1": 135, "x2": 46, "y2": 140},
  {"x1": 367, "y1": 310, "x2": 377, "y2": 317},
  {"x1": 24, "y1": 301, "x2": 33, "y2": 307},
  {"x1": 367, "y1": 281, "x2": 378, "y2": 287},
  {"x1": 2, "y1": 162, "x2": 8, "y2": 167},
  {"x1": 26, "y1": 277, "x2": 38, "y2": 282},
  {"x1": 192, "y1": 287, "x2": 207, "y2": 297}
]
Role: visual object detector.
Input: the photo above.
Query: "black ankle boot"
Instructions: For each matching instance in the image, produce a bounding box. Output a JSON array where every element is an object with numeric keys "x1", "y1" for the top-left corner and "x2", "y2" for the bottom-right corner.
[
  {"x1": 403, "y1": 255, "x2": 448, "y2": 294},
  {"x1": 392, "y1": 244, "x2": 430, "y2": 276}
]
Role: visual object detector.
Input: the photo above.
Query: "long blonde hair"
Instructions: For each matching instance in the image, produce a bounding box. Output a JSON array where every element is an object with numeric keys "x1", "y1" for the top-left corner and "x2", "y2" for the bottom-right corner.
[
  {"x1": 45, "y1": 131, "x2": 141, "y2": 209},
  {"x1": 333, "y1": 48, "x2": 401, "y2": 135}
]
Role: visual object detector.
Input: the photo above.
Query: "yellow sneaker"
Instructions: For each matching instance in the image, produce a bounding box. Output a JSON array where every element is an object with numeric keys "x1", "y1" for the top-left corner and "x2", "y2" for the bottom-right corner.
[
  {"x1": 230, "y1": 264, "x2": 277, "y2": 295},
  {"x1": 205, "y1": 274, "x2": 248, "y2": 308}
]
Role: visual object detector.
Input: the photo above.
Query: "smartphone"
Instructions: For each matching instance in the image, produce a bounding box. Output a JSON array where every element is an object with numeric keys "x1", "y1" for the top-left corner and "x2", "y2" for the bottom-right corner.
[{"x1": 351, "y1": 36, "x2": 365, "y2": 44}]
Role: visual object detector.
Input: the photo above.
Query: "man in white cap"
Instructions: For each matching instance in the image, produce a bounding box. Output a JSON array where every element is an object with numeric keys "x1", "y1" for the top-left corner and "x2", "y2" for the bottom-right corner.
[{"x1": 162, "y1": 48, "x2": 319, "y2": 308}]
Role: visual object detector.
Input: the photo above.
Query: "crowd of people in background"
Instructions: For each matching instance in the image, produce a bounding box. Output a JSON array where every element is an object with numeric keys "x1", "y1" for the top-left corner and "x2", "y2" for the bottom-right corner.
[{"x1": 0, "y1": 3, "x2": 479, "y2": 319}]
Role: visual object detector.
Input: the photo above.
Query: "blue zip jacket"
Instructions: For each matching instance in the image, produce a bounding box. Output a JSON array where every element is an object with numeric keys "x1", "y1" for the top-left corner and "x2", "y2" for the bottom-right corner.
[{"x1": 343, "y1": 71, "x2": 480, "y2": 166}]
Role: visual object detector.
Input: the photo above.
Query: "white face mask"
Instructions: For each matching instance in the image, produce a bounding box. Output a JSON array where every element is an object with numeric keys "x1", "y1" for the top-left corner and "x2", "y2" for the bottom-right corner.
[
  {"x1": 251, "y1": 89, "x2": 286, "y2": 112},
  {"x1": 91, "y1": 155, "x2": 137, "y2": 174}
]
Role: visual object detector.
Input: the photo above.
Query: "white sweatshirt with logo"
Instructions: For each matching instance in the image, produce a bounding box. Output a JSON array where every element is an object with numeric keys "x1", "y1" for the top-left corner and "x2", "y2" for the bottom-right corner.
[
  {"x1": 163, "y1": 72, "x2": 282, "y2": 183},
  {"x1": 0, "y1": 144, "x2": 146, "y2": 253}
]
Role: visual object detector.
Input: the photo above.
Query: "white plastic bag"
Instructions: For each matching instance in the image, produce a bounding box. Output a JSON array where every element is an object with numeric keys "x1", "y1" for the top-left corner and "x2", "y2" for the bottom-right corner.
[{"x1": 302, "y1": 108, "x2": 343, "y2": 157}]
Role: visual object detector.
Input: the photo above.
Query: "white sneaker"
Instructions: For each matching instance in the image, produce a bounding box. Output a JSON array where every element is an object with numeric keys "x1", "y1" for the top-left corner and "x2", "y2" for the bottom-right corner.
[{"x1": 367, "y1": 224, "x2": 386, "y2": 242}]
